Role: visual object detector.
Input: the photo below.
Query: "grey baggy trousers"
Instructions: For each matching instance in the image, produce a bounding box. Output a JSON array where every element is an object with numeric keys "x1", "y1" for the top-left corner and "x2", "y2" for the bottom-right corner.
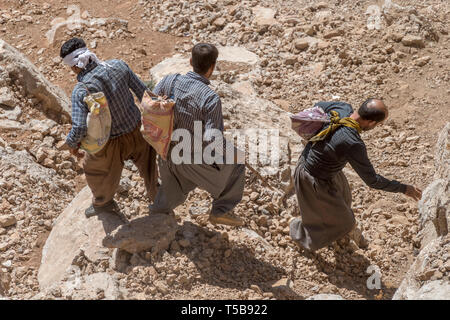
[{"x1": 150, "y1": 157, "x2": 245, "y2": 215}]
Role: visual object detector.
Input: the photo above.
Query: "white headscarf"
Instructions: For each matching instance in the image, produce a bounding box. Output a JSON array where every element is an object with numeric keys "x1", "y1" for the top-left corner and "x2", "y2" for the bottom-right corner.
[{"x1": 63, "y1": 47, "x2": 103, "y2": 69}]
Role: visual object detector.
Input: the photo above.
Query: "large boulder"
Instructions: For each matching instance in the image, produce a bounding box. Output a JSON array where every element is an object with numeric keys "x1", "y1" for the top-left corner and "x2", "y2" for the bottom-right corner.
[
  {"x1": 0, "y1": 145, "x2": 58, "y2": 189},
  {"x1": 393, "y1": 123, "x2": 450, "y2": 300},
  {"x1": 103, "y1": 214, "x2": 179, "y2": 254},
  {"x1": 34, "y1": 268, "x2": 123, "y2": 300},
  {"x1": 150, "y1": 46, "x2": 258, "y2": 82},
  {"x1": 252, "y1": 7, "x2": 278, "y2": 26},
  {"x1": 0, "y1": 40, "x2": 70, "y2": 123},
  {"x1": 38, "y1": 186, "x2": 124, "y2": 289}
]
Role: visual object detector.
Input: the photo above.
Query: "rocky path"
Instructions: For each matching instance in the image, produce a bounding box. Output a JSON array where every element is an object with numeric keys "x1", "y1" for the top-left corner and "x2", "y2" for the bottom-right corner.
[{"x1": 0, "y1": 0, "x2": 449, "y2": 300}]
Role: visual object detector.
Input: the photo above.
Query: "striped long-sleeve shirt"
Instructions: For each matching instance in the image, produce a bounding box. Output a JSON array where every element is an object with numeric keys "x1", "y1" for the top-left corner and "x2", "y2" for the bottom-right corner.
[
  {"x1": 154, "y1": 71, "x2": 233, "y2": 164},
  {"x1": 66, "y1": 59, "x2": 147, "y2": 149},
  {"x1": 303, "y1": 101, "x2": 407, "y2": 193}
]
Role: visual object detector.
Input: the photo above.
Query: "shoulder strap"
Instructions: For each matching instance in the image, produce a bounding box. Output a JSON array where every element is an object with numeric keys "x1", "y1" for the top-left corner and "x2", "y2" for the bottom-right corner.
[
  {"x1": 168, "y1": 74, "x2": 180, "y2": 100},
  {"x1": 78, "y1": 60, "x2": 113, "y2": 96},
  {"x1": 79, "y1": 82, "x2": 92, "y2": 95}
]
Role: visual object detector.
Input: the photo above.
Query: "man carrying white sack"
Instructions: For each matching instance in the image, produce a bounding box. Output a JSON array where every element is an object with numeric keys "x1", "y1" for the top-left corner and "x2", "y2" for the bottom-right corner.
[
  {"x1": 61, "y1": 37, "x2": 157, "y2": 217},
  {"x1": 149, "y1": 43, "x2": 246, "y2": 227}
]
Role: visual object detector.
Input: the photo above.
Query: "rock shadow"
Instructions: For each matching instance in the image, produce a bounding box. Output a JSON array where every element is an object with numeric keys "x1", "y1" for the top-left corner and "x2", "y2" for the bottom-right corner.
[
  {"x1": 94, "y1": 210, "x2": 129, "y2": 235},
  {"x1": 312, "y1": 246, "x2": 396, "y2": 299},
  {"x1": 172, "y1": 221, "x2": 302, "y2": 299}
]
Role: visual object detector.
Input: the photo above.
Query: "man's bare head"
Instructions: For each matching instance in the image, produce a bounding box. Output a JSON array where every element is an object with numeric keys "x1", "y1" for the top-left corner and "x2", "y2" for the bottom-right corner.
[{"x1": 357, "y1": 98, "x2": 388, "y2": 131}]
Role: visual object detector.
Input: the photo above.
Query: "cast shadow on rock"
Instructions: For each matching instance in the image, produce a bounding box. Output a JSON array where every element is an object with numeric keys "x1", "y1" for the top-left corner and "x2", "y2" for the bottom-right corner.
[
  {"x1": 171, "y1": 221, "x2": 302, "y2": 299},
  {"x1": 110, "y1": 219, "x2": 302, "y2": 299},
  {"x1": 312, "y1": 246, "x2": 396, "y2": 300}
]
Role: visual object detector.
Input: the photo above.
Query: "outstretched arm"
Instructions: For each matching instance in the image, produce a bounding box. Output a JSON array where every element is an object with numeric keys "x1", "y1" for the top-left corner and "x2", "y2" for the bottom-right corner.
[{"x1": 348, "y1": 141, "x2": 408, "y2": 193}]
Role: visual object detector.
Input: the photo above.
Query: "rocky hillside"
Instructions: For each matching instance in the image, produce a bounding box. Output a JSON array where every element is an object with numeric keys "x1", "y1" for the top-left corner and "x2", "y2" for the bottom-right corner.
[{"x1": 0, "y1": 0, "x2": 449, "y2": 300}]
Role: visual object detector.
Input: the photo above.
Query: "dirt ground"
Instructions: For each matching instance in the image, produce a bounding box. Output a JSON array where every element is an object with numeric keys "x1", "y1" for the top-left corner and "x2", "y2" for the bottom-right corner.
[{"x1": 0, "y1": 0, "x2": 449, "y2": 300}]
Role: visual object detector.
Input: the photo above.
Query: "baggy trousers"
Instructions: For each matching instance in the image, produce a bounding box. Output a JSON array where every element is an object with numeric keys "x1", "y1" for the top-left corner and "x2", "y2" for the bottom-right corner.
[
  {"x1": 83, "y1": 125, "x2": 158, "y2": 207},
  {"x1": 150, "y1": 157, "x2": 245, "y2": 215}
]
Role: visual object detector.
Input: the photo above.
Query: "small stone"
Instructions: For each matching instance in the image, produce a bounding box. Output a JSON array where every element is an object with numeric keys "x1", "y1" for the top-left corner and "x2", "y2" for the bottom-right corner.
[
  {"x1": 415, "y1": 56, "x2": 431, "y2": 67},
  {"x1": 0, "y1": 242, "x2": 10, "y2": 252},
  {"x1": 419, "y1": 269, "x2": 437, "y2": 281},
  {"x1": 189, "y1": 206, "x2": 209, "y2": 216},
  {"x1": 323, "y1": 29, "x2": 344, "y2": 39},
  {"x1": 213, "y1": 17, "x2": 226, "y2": 28},
  {"x1": 402, "y1": 35, "x2": 425, "y2": 48},
  {"x1": 154, "y1": 280, "x2": 169, "y2": 295},
  {"x1": 271, "y1": 278, "x2": 292, "y2": 290},
  {"x1": 0, "y1": 215, "x2": 16, "y2": 228},
  {"x1": 250, "y1": 192, "x2": 259, "y2": 201},
  {"x1": 250, "y1": 284, "x2": 262, "y2": 294},
  {"x1": 21, "y1": 15, "x2": 33, "y2": 23},
  {"x1": 304, "y1": 25, "x2": 315, "y2": 36},
  {"x1": 294, "y1": 39, "x2": 309, "y2": 51},
  {"x1": 284, "y1": 55, "x2": 297, "y2": 65},
  {"x1": 253, "y1": 7, "x2": 277, "y2": 26}
]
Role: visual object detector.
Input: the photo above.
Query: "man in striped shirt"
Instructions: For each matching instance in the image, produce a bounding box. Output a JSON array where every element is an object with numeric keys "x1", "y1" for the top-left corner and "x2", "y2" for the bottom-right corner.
[
  {"x1": 150, "y1": 43, "x2": 245, "y2": 227},
  {"x1": 61, "y1": 37, "x2": 157, "y2": 217}
]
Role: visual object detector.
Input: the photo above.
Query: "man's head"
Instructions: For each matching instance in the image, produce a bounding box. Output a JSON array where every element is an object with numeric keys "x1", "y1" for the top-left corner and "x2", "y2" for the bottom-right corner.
[
  {"x1": 356, "y1": 98, "x2": 388, "y2": 131},
  {"x1": 60, "y1": 37, "x2": 87, "y2": 74},
  {"x1": 190, "y1": 43, "x2": 219, "y2": 79}
]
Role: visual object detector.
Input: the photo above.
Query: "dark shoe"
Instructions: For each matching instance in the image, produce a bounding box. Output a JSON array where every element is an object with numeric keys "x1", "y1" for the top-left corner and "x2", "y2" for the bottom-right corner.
[
  {"x1": 85, "y1": 200, "x2": 120, "y2": 218},
  {"x1": 209, "y1": 211, "x2": 244, "y2": 227}
]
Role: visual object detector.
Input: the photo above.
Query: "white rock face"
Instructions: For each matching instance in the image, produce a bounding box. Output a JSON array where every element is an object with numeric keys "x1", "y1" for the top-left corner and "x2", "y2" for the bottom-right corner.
[
  {"x1": 150, "y1": 54, "x2": 191, "y2": 82},
  {"x1": 0, "y1": 145, "x2": 58, "y2": 188},
  {"x1": 38, "y1": 186, "x2": 124, "y2": 289},
  {"x1": 217, "y1": 46, "x2": 259, "y2": 65},
  {"x1": 0, "y1": 105, "x2": 22, "y2": 121},
  {"x1": 394, "y1": 123, "x2": 450, "y2": 300},
  {"x1": 412, "y1": 281, "x2": 450, "y2": 300},
  {"x1": 0, "y1": 119, "x2": 22, "y2": 131},
  {"x1": 26, "y1": 119, "x2": 58, "y2": 134},
  {"x1": 0, "y1": 40, "x2": 70, "y2": 122}
]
